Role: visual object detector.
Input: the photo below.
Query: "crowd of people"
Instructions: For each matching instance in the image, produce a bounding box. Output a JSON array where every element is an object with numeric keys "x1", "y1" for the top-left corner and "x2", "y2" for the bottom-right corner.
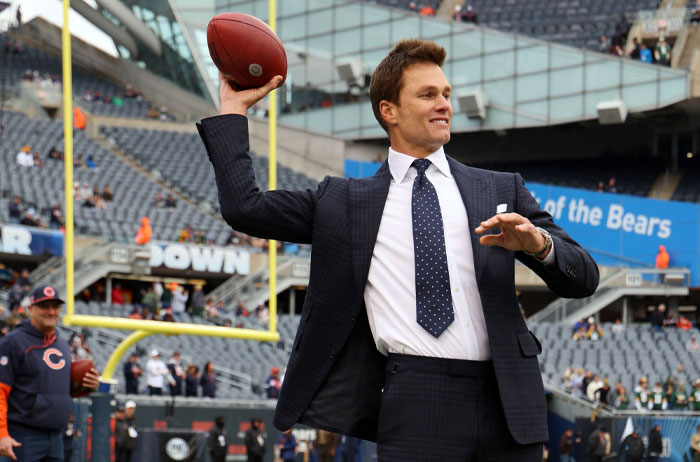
[{"x1": 558, "y1": 423, "x2": 669, "y2": 462}]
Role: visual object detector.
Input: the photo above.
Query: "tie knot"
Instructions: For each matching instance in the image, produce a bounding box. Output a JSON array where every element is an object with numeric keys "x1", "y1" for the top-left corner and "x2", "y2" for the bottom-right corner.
[{"x1": 412, "y1": 158, "x2": 431, "y2": 177}]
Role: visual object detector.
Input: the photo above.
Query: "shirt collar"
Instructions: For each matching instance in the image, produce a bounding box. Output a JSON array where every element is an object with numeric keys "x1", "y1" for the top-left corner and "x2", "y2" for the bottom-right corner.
[{"x1": 388, "y1": 146, "x2": 452, "y2": 183}]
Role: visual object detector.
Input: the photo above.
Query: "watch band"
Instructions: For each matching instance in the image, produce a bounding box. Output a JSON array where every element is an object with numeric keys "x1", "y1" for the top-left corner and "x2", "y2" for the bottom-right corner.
[{"x1": 524, "y1": 227, "x2": 552, "y2": 257}]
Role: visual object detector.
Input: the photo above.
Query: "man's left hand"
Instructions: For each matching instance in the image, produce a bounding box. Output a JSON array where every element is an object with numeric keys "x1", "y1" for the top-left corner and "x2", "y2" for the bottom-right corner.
[
  {"x1": 475, "y1": 213, "x2": 550, "y2": 259},
  {"x1": 82, "y1": 368, "x2": 100, "y2": 391}
]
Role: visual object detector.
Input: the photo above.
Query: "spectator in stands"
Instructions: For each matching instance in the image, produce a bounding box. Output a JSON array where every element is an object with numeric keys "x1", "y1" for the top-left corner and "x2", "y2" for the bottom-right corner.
[
  {"x1": 640, "y1": 43, "x2": 653, "y2": 63},
  {"x1": 419, "y1": 4, "x2": 434, "y2": 16},
  {"x1": 112, "y1": 283, "x2": 125, "y2": 305},
  {"x1": 597, "y1": 379, "x2": 611, "y2": 405},
  {"x1": 193, "y1": 229, "x2": 206, "y2": 244},
  {"x1": 205, "y1": 298, "x2": 218, "y2": 320},
  {"x1": 676, "y1": 315, "x2": 692, "y2": 330},
  {"x1": 256, "y1": 304, "x2": 269, "y2": 326},
  {"x1": 558, "y1": 428, "x2": 579, "y2": 462},
  {"x1": 208, "y1": 416, "x2": 227, "y2": 462},
  {"x1": 628, "y1": 38, "x2": 641, "y2": 60},
  {"x1": 620, "y1": 429, "x2": 644, "y2": 462},
  {"x1": 452, "y1": 5, "x2": 462, "y2": 21},
  {"x1": 687, "y1": 337, "x2": 700, "y2": 352},
  {"x1": 570, "y1": 367, "x2": 585, "y2": 398},
  {"x1": 598, "y1": 35, "x2": 610, "y2": 53},
  {"x1": 153, "y1": 193, "x2": 165, "y2": 208},
  {"x1": 190, "y1": 285, "x2": 205, "y2": 318},
  {"x1": 32, "y1": 151, "x2": 43, "y2": 168},
  {"x1": 691, "y1": 424, "x2": 700, "y2": 462},
  {"x1": 315, "y1": 429, "x2": 338, "y2": 462},
  {"x1": 161, "y1": 283, "x2": 173, "y2": 309},
  {"x1": 615, "y1": 386, "x2": 630, "y2": 409},
  {"x1": 127, "y1": 306, "x2": 142, "y2": 320},
  {"x1": 596, "y1": 181, "x2": 604, "y2": 192},
  {"x1": 277, "y1": 429, "x2": 297, "y2": 462},
  {"x1": 70, "y1": 333, "x2": 90, "y2": 360},
  {"x1": 651, "y1": 303, "x2": 666, "y2": 333},
  {"x1": 20, "y1": 208, "x2": 41, "y2": 227},
  {"x1": 200, "y1": 361, "x2": 217, "y2": 398},
  {"x1": 634, "y1": 377, "x2": 650, "y2": 410},
  {"x1": 73, "y1": 107, "x2": 86, "y2": 131},
  {"x1": 586, "y1": 323, "x2": 603, "y2": 340},
  {"x1": 671, "y1": 381, "x2": 688, "y2": 409},
  {"x1": 655, "y1": 245, "x2": 670, "y2": 269},
  {"x1": 265, "y1": 367, "x2": 282, "y2": 399},
  {"x1": 102, "y1": 186, "x2": 113, "y2": 202},
  {"x1": 236, "y1": 301, "x2": 250, "y2": 317},
  {"x1": 692, "y1": 379, "x2": 700, "y2": 410},
  {"x1": 123, "y1": 353, "x2": 142, "y2": 394},
  {"x1": 692, "y1": 0, "x2": 700, "y2": 25},
  {"x1": 134, "y1": 217, "x2": 152, "y2": 245},
  {"x1": 605, "y1": 177, "x2": 617, "y2": 193},
  {"x1": 462, "y1": 5, "x2": 478, "y2": 24},
  {"x1": 171, "y1": 285, "x2": 188, "y2": 321},
  {"x1": 167, "y1": 351, "x2": 185, "y2": 396},
  {"x1": 176, "y1": 227, "x2": 191, "y2": 242},
  {"x1": 16, "y1": 145, "x2": 33, "y2": 167},
  {"x1": 161, "y1": 307, "x2": 175, "y2": 322},
  {"x1": 649, "y1": 382, "x2": 667, "y2": 410},
  {"x1": 654, "y1": 36, "x2": 671, "y2": 66},
  {"x1": 86, "y1": 155, "x2": 98, "y2": 171},
  {"x1": 49, "y1": 204, "x2": 64, "y2": 230},
  {"x1": 572, "y1": 318, "x2": 588, "y2": 334},
  {"x1": 648, "y1": 423, "x2": 663, "y2": 462},
  {"x1": 611, "y1": 318, "x2": 625, "y2": 335},
  {"x1": 185, "y1": 363, "x2": 200, "y2": 397},
  {"x1": 586, "y1": 374, "x2": 604, "y2": 402},
  {"x1": 8, "y1": 197, "x2": 21, "y2": 224},
  {"x1": 146, "y1": 349, "x2": 169, "y2": 395},
  {"x1": 165, "y1": 195, "x2": 177, "y2": 208},
  {"x1": 245, "y1": 417, "x2": 265, "y2": 462},
  {"x1": 585, "y1": 425, "x2": 609, "y2": 462}
]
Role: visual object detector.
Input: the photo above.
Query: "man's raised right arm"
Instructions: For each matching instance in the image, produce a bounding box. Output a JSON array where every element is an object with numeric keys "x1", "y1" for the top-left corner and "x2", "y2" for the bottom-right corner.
[{"x1": 198, "y1": 73, "x2": 327, "y2": 244}]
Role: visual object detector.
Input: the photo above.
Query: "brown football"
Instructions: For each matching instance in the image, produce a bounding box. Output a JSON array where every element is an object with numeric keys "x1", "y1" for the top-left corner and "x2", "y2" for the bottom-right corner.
[
  {"x1": 70, "y1": 359, "x2": 95, "y2": 398},
  {"x1": 207, "y1": 12, "x2": 287, "y2": 90}
]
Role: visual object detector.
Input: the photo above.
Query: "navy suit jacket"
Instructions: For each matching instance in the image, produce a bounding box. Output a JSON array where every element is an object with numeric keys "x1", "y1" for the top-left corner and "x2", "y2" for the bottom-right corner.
[{"x1": 197, "y1": 114, "x2": 599, "y2": 444}]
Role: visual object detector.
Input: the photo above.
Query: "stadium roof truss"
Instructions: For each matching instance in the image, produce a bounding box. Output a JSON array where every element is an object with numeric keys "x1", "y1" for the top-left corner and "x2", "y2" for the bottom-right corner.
[{"x1": 97, "y1": 0, "x2": 691, "y2": 138}]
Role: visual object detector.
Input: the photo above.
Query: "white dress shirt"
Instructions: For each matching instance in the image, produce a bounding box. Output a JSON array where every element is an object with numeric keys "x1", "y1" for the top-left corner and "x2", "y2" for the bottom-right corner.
[
  {"x1": 146, "y1": 358, "x2": 168, "y2": 388},
  {"x1": 364, "y1": 147, "x2": 554, "y2": 360}
]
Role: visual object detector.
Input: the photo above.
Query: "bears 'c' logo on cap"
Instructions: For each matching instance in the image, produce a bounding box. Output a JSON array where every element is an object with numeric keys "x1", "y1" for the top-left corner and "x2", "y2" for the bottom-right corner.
[{"x1": 44, "y1": 287, "x2": 55, "y2": 297}]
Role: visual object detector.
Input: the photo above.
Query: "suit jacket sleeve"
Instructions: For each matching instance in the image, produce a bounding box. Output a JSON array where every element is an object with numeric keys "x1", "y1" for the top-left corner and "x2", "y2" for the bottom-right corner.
[
  {"x1": 513, "y1": 173, "x2": 599, "y2": 298},
  {"x1": 197, "y1": 114, "x2": 330, "y2": 244}
]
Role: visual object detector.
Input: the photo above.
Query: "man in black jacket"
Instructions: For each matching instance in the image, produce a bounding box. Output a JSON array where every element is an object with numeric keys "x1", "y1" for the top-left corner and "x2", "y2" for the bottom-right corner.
[
  {"x1": 123, "y1": 353, "x2": 141, "y2": 395},
  {"x1": 585, "y1": 426, "x2": 608, "y2": 462},
  {"x1": 208, "y1": 416, "x2": 227, "y2": 462},
  {"x1": 114, "y1": 401, "x2": 138, "y2": 462},
  {"x1": 648, "y1": 423, "x2": 663, "y2": 462},
  {"x1": 244, "y1": 417, "x2": 265, "y2": 462},
  {"x1": 620, "y1": 429, "x2": 644, "y2": 462}
]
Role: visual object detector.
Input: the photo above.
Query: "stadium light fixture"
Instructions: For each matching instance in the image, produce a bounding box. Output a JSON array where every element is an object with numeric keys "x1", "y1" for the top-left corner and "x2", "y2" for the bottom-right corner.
[
  {"x1": 596, "y1": 99, "x2": 628, "y2": 125},
  {"x1": 458, "y1": 88, "x2": 489, "y2": 120}
]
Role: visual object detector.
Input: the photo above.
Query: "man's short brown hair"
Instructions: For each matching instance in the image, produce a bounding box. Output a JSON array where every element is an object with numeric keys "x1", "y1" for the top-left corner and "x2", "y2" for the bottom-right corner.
[{"x1": 369, "y1": 39, "x2": 446, "y2": 134}]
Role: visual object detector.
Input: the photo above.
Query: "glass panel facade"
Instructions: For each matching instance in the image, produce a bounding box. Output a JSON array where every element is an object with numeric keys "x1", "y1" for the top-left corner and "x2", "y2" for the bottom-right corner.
[{"x1": 160, "y1": 0, "x2": 691, "y2": 137}]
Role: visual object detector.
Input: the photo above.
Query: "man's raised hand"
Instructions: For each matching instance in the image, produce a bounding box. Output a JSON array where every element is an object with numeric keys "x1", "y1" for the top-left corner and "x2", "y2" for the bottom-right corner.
[
  {"x1": 219, "y1": 72, "x2": 284, "y2": 116},
  {"x1": 475, "y1": 213, "x2": 550, "y2": 259}
]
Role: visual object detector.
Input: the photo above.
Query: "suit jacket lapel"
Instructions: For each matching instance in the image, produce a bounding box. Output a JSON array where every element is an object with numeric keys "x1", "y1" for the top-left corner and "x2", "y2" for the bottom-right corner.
[
  {"x1": 349, "y1": 162, "x2": 391, "y2": 298},
  {"x1": 447, "y1": 156, "x2": 493, "y2": 285}
]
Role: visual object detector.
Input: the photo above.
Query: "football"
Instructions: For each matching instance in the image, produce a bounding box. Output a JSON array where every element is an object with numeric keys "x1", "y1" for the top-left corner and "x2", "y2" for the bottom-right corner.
[
  {"x1": 70, "y1": 359, "x2": 96, "y2": 398},
  {"x1": 207, "y1": 12, "x2": 287, "y2": 90}
]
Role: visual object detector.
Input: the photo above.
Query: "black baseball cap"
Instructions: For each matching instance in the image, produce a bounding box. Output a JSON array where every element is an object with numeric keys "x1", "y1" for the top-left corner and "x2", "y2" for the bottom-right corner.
[{"x1": 30, "y1": 285, "x2": 65, "y2": 305}]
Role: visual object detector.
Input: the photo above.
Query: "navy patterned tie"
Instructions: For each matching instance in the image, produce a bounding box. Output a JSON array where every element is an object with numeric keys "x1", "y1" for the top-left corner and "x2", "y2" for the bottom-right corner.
[{"x1": 411, "y1": 158, "x2": 454, "y2": 338}]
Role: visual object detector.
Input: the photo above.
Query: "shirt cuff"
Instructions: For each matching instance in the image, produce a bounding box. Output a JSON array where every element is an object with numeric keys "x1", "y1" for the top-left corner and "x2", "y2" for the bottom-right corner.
[{"x1": 541, "y1": 238, "x2": 555, "y2": 265}]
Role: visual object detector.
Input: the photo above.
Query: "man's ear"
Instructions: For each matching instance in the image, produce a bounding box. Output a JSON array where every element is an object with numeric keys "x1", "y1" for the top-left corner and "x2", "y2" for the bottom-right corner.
[{"x1": 379, "y1": 100, "x2": 397, "y2": 128}]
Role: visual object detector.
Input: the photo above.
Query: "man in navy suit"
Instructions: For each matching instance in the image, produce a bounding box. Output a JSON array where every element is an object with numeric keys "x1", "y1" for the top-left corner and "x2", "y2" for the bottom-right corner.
[{"x1": 198, "y1": 39, "x2": 598, "y2": 461}]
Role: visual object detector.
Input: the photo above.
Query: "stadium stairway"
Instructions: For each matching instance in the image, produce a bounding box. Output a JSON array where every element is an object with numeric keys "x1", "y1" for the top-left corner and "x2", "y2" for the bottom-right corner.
[{"x1": 529, "y1": 267, "x2": 690, "y2": 324}]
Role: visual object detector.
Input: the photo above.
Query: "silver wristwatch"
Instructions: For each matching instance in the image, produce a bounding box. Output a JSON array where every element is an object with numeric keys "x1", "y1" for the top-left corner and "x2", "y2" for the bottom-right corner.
[{"x1": 524, "y1": 227, "x2": 552, "y2": 257}]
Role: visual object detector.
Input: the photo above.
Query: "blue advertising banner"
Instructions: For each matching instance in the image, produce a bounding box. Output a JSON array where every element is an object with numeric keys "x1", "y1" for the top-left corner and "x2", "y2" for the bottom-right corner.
[
  {"x1": 527, "y1": 183, "x2": 700, "y2": 287},
  {"x1": 0, "y1": 224, "x2": 64, "y2": 257}
]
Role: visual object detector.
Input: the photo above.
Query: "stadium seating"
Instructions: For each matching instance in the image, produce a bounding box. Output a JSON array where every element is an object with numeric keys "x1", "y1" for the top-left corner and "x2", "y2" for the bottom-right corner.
[
  {"x1": 671, "y1": 167, "x2": 700, "y2": 203},
  {"x1": 0, "y1": 111, "x2": 234, "y2": 243},
  {"x1": 63, "y1": 300, "x2": 301, "y2": 399},
  {"x1": 369, "y1": 0, "x2": 658, "y2": 51},
  {"x1": 1, "y1": 34, "x2": 156, "y2": 119},
  {"x1": 532, "y1": 322, "x2": 700, "y2": 399},
  {"x1": 100, "y1": 126, "x2": 318, "y2": 212},
  {"x1": 479, "y1": 157, "x2": 662, "y2": 197}
]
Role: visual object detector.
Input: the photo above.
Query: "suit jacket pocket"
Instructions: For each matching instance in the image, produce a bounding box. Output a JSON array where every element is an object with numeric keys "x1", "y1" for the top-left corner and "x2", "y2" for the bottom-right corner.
[{"x1": 518, "y1": 331, "x2": 542, "y2": 357}]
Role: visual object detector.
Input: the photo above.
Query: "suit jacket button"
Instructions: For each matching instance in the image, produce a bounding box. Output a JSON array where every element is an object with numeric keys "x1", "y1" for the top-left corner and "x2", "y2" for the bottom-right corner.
[
  {"x1": 329, "y1": 349, "x2": 336, "y2": 359},
  {"x1": 350, "y1": 312, "x2": 358, "y2": 321}
]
